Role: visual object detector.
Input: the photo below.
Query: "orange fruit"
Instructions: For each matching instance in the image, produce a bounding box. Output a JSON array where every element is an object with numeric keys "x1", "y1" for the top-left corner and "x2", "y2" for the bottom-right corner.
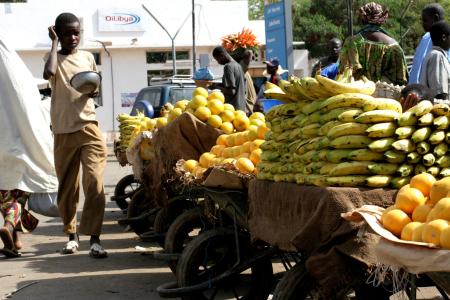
[
  {"x1": 207, "y1": 90, "x2": 225, "y2": 103},
  {"x1": 410, "y1": 173, "x2": 436, "y2": 197},
  {"x1": 189, "y1": 94, "x2": 208, "y2": 109},
  {"x1": 211, "y1": 145, "x2": 226, "y2": 157},
  {"x1": 430, "y1": 177, "x2": 450, "y2": 205},
  {"x1": 183, "y1": 160, "x2": 199, "y2": 173},
  {"x1": 412, "y1": 204, "x2": 433, "y2": 222},
  {"x1": 381, "y1": 205, "x2": 397, "y2": 224},
  {"x1": 249, "y1": 139, "x2": 265, "y2": 152},
  {"x1": 195, "y1": 106, "x2": 212, "y2": 122},
  {"x1": 440, "y1": 226, "x2": 450, "y2": 249},
  {"x1": 207, "y1": 115, "x2": 223, "y2": 128},
  {"x1": 401, "y1": 221, "x2": 423, "y2": 241},
  {"x1": 220, "y1": 110, "x2": 235, "y2": 123},
  {"x1": 235, "y1": 157, "x2": 255, "y2": 174},
  {"x1": 426, "y1": 207, "x2": 439, "y2": 222},
  {"x1": 250, "y1": 149, "x2": 262, "y2": 165},
  {"x1": 192, "y1": 87, "x2": 208, "y2": 98},
  {"x1": 433, "y1": 197, "x2": 450, "y2": 221},
  {"x1": 221, "y1": 147, "x2": 233, "y2": 158},
  {"x1": 412, "y1": 223, "x2": 426, "y2": 242},
  {"x1": 395, "y1": 186, "x2": 426, "y2": 214},
  {"x1": 233, "y1": 115, "x2": 250, "y2": 132},
  {"x1": 207, "y1": 99, "x2": 225, "y2": 115},
  {"x1": 199, "y1": 152, "x2": 216, "y2": 168},
  {"x1": 382, "y1": 209, "x2": 411, "y2": 237},
  {"x1": 422, "y1": 219, "x2": 449, "y2": 245},
  {"x1": 220, "y1": 122, "x2": 234, "y2": 134},
  {"x1": 216, "y1": 134, "x2": 228, "y2": 146},
  {"x1": 257, "y1": 125, "x2": 270, "y2": 139}
]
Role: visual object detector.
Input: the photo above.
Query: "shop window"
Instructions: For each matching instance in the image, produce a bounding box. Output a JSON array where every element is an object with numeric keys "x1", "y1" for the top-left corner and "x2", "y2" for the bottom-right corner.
[
  {"x1": 146, "y1": 51, "x2": 190, "y2": 64},
  {"x1": 147, "y1": 69, "x2": 191, "y2": 85},
  {"x1": 91, "y1": 52, "x2": 101, "y2": 65}
]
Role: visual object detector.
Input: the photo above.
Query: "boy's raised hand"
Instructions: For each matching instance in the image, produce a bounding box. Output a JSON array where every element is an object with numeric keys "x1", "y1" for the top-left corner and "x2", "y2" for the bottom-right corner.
[{"x1": 48, "y1": 26, "x2": 58, "y2": 41}]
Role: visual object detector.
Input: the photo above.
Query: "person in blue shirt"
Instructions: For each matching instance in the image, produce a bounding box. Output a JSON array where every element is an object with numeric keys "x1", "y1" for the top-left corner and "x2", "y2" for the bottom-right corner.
[{"x1": 409, "y1": 3, "x2": 449, "y2": 84}]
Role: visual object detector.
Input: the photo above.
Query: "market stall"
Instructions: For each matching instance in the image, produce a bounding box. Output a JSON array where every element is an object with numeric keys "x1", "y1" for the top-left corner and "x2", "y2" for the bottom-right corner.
[{"x1": 249, "y1": 180, "x2": 395, "y2": 297}]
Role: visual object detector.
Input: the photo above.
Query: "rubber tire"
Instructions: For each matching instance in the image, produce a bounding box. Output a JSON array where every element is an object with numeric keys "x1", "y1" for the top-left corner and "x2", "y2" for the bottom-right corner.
[
  {"x1": 176, "y1": 229, "x2": 273, "y2": 300},
  {"x1": 153, "y1": 200, "x2": 196, "y2": 247},
  {"x1": 272, "y1": 262, "x2": 315, "y2": 300},
  {"x1": 127, "y1": 189, "x2": 155, "y2": 235},
  {"x1": 114, "y1": 174, "x2": 141, "y2": 210},
  {"x1": 164, "y1": 208, "x2": 212, "y2": 273}
]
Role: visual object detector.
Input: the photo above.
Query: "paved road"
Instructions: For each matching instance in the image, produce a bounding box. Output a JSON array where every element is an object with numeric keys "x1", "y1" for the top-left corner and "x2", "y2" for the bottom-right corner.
[
  {"x1": 0, "y1": 150, "x2": 446, "y2": 300},
  {"x1": 0, "y1": 150, "x2": 173, "y2": 300}
]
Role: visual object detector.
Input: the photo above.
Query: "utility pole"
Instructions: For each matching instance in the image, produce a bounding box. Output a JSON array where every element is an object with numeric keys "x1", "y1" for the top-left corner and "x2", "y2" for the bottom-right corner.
[
  {"x1": 142, "y1": 4, "x2": 193, "y2": 76},
  {"x1": 192, "y1": 0, "x2": 196, "y2": 73},
  {"x1": 347, "y1": 0, "x2": 353, "y2": 37}
]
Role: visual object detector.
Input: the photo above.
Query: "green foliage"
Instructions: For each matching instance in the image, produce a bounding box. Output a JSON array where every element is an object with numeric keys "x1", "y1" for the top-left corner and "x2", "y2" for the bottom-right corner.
[{"x1": 250, "y1": 0, "x2": 450, "y2": 58}]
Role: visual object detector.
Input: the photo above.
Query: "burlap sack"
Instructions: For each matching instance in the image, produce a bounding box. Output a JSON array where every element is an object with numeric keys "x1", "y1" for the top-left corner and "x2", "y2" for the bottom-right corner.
[
  {"x1": 142, "y1": 112, "x2": 221, "y2": 207},
  {"x1": 248, "y1": 180, "x2": 395, "y2": 297}
]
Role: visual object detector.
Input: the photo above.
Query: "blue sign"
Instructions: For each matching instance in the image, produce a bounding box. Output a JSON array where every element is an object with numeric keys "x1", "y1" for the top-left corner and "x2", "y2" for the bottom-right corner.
[{"x1": 264, "y1": 1, "x2": 287, "y2": 70}]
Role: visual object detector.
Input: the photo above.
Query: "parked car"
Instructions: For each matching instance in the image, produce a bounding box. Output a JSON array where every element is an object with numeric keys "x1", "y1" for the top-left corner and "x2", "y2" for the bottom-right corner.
[{"x1": 131, "y1": 76, "x2": 196, "y2": 118}]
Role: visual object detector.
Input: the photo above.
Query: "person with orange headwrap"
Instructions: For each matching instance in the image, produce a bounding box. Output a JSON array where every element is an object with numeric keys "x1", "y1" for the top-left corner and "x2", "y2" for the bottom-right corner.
[{"x1": 338, "y1": 2, "x2": 408, "y2": 85}]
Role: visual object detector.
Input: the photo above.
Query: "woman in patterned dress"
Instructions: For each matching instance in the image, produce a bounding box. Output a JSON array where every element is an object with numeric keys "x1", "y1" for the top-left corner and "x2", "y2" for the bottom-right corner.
[{"x1": 338, "y1": 2, "x2": 408, "y2": 85}]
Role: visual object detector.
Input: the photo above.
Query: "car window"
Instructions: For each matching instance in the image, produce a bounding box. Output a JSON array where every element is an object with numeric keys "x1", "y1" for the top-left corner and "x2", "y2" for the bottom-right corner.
[
  {"x1": 139, "y1": 89, "x2": 161, "y2": 107},
  {"x1": 169, "y1": 87, "x2": 196, "y2": 104}
]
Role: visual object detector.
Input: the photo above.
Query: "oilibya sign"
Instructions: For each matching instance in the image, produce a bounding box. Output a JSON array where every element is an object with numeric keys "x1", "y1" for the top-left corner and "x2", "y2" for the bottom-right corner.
[{"x1": 98, "y1": 8, "x2": 145, "y2": 32}]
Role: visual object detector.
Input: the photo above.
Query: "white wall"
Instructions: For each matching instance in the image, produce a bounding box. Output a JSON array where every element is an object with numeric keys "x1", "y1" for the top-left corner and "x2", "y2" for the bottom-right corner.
[{"x1": 1, "y1": 0, "x2": 267, "y2": 137}]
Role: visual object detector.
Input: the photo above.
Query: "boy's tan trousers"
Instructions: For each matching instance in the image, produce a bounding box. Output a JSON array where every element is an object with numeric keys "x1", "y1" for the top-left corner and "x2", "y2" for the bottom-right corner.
[{"x1": 54, "y1": 123, "x2": 107, "y2": 236}]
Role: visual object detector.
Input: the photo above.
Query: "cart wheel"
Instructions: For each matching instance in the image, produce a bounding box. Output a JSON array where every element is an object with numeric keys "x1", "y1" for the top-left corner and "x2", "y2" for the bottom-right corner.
[
  {"x1": 113, "y1": 174, "x2": 141, "y2": 210},
  {"x1": 272, "y1": 262, "x2": 316, "y2": 300},
  {"x1": 127, "y1": 189, "x2": 156, "y2": 235},
  {"x1": 164, "y1": 208, "x2": 213, "y2": 273},
  {"x1": 176, "y1": 229, "x2": 273, "y2": 300},
  {"x1": 153, "y1": 200, "x2": 196, "y2": 247}
]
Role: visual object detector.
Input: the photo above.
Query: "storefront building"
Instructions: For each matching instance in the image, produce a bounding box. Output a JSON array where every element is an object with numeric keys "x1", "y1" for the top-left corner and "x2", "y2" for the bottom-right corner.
[{"x1": 0, "y1": 0, "x2": 266, "y2": 137}]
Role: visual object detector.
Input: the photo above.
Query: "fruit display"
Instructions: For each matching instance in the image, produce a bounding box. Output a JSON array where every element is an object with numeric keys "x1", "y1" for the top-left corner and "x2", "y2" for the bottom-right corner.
[
  {"x1": 266, "y1": 69, "x2": 376, "y2": 103},
  {"x1": 180, "y1": 112, "x2": 269, "y2": 178},
  {"x1": 117, "y1": 87, "x2": 255, "y2": 161},
  {"x1": 256, "y1": 90, "x2": 408, "y2": 187},
  {"x1": 380, "y1": 173, "x2": 450, "y2": 249},
  {"x1": 258, "y1": 72, "x2": 450, "y2": 188}
]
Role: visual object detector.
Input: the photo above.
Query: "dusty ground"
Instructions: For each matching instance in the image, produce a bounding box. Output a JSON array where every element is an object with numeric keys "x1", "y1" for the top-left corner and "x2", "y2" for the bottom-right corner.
[
  {"x1": 0, "y1": 151, "x2": 174, "y2": 300},
  {"x1": 0, "y1": 150, "x2": 447, "y2": 300}
]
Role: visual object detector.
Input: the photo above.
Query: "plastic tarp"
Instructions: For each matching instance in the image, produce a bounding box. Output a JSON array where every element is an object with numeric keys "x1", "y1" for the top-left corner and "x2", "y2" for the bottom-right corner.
[{"x1": 0, "y1": 36, "x2": 58, "y2": 193}]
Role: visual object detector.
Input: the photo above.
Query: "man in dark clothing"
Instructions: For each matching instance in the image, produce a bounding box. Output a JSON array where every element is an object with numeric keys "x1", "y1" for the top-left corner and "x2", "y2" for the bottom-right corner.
[
  {"x1": 211, "y1": 46, "x2": 246, "y2": 111},
  {"x1": 311, "y1": 38, "x2": 342, "y2": 76},
  {"x1": 263, "y1": 58, "x2": 282, "y2": 84}
]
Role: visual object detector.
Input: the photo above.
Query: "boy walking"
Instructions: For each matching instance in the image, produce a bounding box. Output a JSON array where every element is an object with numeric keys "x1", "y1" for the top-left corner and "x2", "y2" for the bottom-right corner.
[
  {"x1": 43, "y1": 13, "x2": 107, "y2": 258},
  {"x1": 419, "y1": 21, "x2": 450, "y2": 100}
]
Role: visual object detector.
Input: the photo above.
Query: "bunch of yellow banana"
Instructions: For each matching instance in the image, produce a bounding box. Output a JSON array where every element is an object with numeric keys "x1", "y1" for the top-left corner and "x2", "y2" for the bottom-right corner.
[{"x1": 315, "y1": 68, "x2": 376, "y2": 96}]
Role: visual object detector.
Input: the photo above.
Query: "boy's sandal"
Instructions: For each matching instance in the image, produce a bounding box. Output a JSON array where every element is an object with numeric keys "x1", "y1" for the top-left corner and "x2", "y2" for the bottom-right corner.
[
  {"x1": 61, "y1": 240, "x2": 79, "y2": 255},
  {"x1": 0, "y1": 248, "x2": 21, "y2": 258},
  {"x1": 89, "y1": 243, "x2": 107, "y2": 258}
]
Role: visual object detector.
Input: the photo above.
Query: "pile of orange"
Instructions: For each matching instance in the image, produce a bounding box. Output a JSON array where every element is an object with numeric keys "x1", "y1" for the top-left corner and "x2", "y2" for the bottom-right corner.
[{"x1": 382, "y1": 173, "x2": 450, "y2": 249}]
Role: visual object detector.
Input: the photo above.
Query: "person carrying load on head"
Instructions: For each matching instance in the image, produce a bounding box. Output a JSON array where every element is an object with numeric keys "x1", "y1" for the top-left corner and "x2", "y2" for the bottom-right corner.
[{"x1": 338, "y1": 2, "x2": 408, "y2": 85}]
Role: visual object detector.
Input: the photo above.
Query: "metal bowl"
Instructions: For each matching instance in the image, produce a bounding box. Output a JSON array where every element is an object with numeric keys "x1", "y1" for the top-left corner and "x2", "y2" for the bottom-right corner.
[{"x1": 70, "y1": 71, "x2": 102, "y2": 94}]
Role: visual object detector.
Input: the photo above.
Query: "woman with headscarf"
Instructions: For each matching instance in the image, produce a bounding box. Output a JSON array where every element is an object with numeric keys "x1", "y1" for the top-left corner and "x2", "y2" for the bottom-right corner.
[{"x1": 338, "y1": 2, "x2": 408, "y2": 85}]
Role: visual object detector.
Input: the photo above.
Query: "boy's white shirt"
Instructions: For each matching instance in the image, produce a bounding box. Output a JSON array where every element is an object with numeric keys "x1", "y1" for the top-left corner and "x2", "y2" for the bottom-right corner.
[{"x1": 0, "y1": 34, "x2": 58, "y2": 192}]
